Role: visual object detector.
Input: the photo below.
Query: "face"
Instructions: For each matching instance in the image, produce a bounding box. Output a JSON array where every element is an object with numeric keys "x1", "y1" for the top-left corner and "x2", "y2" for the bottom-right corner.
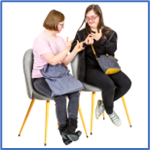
[
  {"x1": 85, "y1": 10, "x2": 100, "y2": 29},
  {"x1": 57, "y1": 20, "x2": 64, "y2": 33}
]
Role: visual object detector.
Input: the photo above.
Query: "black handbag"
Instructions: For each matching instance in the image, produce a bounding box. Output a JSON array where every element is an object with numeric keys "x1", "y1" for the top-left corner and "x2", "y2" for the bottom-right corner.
[{"x1": 91, "y1": 31, "x2": 121, "y2": 75}]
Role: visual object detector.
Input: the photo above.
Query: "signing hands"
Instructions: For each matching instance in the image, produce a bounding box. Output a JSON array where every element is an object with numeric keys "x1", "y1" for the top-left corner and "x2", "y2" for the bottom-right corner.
[
  {"x1": 65, "y1": 37, "x2": 73, "y2": 51},
  {"x1": 65, "y1": 36, "x2": 85, "y2": 53},
  {"x1": 74, "y1": 40, "x2": 85, "y2": 53},
  {"x1": 85, "y1": 27, "x2": 103, "y2": 44},
  {"x1": 85, "y1": 34, "x2": 94, "y2": 45}
]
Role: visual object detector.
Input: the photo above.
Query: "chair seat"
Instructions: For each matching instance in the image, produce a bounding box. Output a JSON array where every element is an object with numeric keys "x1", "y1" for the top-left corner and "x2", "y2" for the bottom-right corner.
[
  {"x1": 33, "y1": 82, "x2": 101, "y2": 100},
  {"x1": 82, "y1": 82, "x2": 102, "y2": 91},
  {"x1": 32, "y1": 89, "x2": 54, "y2": 100}
]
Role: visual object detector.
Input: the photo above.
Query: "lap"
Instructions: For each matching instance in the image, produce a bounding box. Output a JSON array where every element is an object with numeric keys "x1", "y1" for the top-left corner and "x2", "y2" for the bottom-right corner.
[
  {"x1": 85, "y1": 67, "x2": 131, "y2": 88},
  {"x1": 32, "y1": 77, "x2": 52, "y2": 97},
  {"x1": 85, "y1": 68, "x2": 115, "y2": 88},
  {"x1": 32, "y1": 77, "x2": 80, "y2": 99},
  {"x1": 108, "y1": 70, "x2": 132, "y2": 87}
]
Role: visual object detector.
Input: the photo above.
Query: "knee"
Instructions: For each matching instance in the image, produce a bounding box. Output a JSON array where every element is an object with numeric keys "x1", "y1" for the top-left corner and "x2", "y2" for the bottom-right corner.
[
  {"x1": 124, "y1": 78, "x2": 132, "y2": 91},
  {"x1": 54, "y1": 95, "x2": 66, "y2": 103},
  {"x1": 103, "y1": 81, "x2": 115, "y2": 91},
  {"x1": 68, "y1": 91, "x2": 80, "y2": 99}
]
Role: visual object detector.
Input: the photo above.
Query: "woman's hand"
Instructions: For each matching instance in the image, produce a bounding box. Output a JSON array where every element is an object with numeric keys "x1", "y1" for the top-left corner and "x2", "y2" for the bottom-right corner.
[
  {"x1": 65, "y1": 37, "x2": 73, "y2": 51},
  {"x1": 90, "y1": 27, "x2": 103, "y2": 41},
  {"x1": 74, "y1": 40, "x2": 85, "y2": 53},
  {"x1": 85, "y1": 34, "x2": 94, "y2": 45}
]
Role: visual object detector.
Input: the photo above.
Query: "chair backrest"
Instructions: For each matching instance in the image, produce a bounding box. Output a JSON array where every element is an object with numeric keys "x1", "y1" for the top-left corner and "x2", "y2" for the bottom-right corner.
[
  {"x1": 70, "y1": 53, "x2": 79, "y2": 79},
  {"x1": 23, "y1": 49, "x2": 52, "y2": 100},
  {"x1": 70, "y1": 52, "x2": 102, "y2": 91},
  {"x1": 23, "y1": 49, "x2": 34, "y2": 99}
]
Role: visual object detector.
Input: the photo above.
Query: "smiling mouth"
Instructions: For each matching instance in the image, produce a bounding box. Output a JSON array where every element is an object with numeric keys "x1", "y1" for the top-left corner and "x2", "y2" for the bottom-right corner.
[{"x1": 89, "y1": 22, "x2": 94, "y2": 25}]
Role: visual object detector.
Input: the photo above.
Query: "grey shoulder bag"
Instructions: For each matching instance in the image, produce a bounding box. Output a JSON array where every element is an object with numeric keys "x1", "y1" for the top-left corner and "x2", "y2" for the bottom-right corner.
[{"x1": 91, "y1": 31, "x2": 121, "y2": 75}]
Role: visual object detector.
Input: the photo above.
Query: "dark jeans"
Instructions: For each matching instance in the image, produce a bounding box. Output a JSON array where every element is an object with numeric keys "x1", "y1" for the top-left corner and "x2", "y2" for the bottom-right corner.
[
  {"x1": 85, "y1": 67, "x2": 132, "y2": 114},
  {"x1": 32, "y1": 77, "x2": 80, "y2": 126}
]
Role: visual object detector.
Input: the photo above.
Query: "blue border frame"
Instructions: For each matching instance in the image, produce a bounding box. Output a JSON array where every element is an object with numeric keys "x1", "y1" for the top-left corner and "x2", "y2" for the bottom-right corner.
[
  {"x1": 0, "y1": 0, "x2": 2, "y2": 150},
  {"x1": 0, "y1": 0, "x2": 149, "y2": 149}
]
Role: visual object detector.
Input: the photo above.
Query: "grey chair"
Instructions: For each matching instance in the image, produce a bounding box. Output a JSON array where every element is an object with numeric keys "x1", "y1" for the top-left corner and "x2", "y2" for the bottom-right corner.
[
  {"x1": 71, "y1": 53, "x2": 132, "y2": 135},
  {"x1": 18, "y1": 49, "x2": 88, "y2": 146}
]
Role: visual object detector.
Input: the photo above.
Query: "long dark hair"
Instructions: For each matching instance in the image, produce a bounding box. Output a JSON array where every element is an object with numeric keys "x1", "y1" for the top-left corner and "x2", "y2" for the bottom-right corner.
[{"x1": 77, "y1": 4, "x2": 117, "y2": 39}]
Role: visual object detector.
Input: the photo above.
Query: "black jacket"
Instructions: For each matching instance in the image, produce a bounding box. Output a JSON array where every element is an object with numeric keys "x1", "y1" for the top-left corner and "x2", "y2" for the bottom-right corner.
[{"x1": 70, "y1": 28, "x2": 118, "y2": 82}]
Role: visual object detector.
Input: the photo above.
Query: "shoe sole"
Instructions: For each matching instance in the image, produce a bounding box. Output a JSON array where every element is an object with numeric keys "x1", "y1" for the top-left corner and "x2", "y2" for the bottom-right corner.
[
  {"x1": 62, "y1": 134, "x2": 72, "y2": 145},
  {"x1": 64, "y1": 139, "x2": 72, "y2": 145},
  {"x1": 116, "y1": 121, "x2": 122, "y2": 127},
  {"x1": 62, "y1": 131, "x2": 82, "y2": 142}
]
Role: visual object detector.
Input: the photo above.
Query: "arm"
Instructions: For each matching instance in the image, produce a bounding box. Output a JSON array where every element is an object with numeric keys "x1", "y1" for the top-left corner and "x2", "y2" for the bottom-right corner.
[
  {"x1": 62, "y1": 40, "x2": 85, "y2": 66},
  {"x1": 94, "y1": 32, "x2": 118, "y2": 55},
  {"x1": 61, "y1": 49, "x2": 77, "y2": 66},
  {"x1": 70, "y1": 32, "x2": 88, "y2": 53},
  {"x1": 41, "y1": 48, "x2": 69, "y2": 66}
]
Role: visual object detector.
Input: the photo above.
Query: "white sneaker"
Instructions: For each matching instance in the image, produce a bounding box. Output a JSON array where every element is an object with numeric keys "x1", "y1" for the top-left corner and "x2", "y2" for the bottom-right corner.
[
  {"x1": 95, "y1": 100, "x2": 104, "y2": 119},
  {"x1": 108, "y1": 111, "x2": 122, "y2": 127}
]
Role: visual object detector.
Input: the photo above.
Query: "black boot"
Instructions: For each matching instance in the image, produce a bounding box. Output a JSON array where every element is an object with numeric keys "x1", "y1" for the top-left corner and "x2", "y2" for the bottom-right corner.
[
  {"x1": 62, "y1": 118, "x2": 82, "y2": 141},
  {"x1": 59, "y1": 125, "x2": 72, "y2": 145}
]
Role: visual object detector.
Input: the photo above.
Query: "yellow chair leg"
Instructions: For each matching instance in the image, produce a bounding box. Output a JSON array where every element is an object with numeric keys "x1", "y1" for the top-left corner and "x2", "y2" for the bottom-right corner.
[
  {"x1": 78, "y1": 104, "x2": 88, "y2": 137},
  {"x1": 90, "y1": 92, "x2": 96, "y2": 135},
  {"x1": 57, "y1": 121, "x2": 59, "y2": 129},
  {"x1": 122, "y1": 96, "x2": 132, "y2": 127},
  {"x1": 44, "y1": 100, "x2": 50, "y2": 146},
  {"x1": 18, "y1": 99, "x2": 35, "y2": 136},
  {"x1": 101, "y1": 92, "x2": 105, "y2": 119}
]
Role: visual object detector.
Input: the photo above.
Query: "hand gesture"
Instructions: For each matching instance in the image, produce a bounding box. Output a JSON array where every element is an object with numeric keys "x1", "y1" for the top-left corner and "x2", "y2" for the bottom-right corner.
[
  {"x1": 85, "y1": 34, "x2": 94, "y2": 45},
  {"x1": 75, "y1": 40, "x2": 85, "y2": 53},
  {"x1": 90, "y1": 27, "x2": 103, "y2": 41},
  {"x1": 65, "y1": 37, "x2": 73, "y2": 51}
]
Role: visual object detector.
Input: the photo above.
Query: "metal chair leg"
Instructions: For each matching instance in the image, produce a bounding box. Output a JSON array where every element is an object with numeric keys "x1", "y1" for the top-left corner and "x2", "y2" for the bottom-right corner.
[
  {"x1": 44, "y1": 100, "x2": 50, "y2": 146},
  {"x1": 90, "y1": 92, "x2": 96, "y2": 135},
  {"x1": 78, "y1": 104, "x2": 88, "y2": 137},
  {"x1": 18, "y1": 99, "x2": 35, "y2": 136},
  {"x1": 122, "y1": 96, "x2": 132, "y2": 127}
]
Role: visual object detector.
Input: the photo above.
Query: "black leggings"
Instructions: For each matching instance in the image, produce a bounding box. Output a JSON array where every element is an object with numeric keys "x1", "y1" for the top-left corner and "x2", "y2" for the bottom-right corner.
[{"x1": 85, "y1": 67, "x2": 132, "y2": 114}]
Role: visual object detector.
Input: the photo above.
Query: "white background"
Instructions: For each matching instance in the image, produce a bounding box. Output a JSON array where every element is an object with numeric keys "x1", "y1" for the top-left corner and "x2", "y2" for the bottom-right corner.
[{"x1": 2, "y1": 2, "x2": 148, "y2": 148}]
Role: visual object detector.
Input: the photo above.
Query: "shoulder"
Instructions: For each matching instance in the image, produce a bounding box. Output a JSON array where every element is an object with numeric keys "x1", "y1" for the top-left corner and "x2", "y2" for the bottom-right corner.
[
  {"x1": 111, "y1": 30, "x2": 117, "y2": 37},
  {"x1": 77, "y1": 28, "x2": 87, "y2": 40},
  {"x1": 105, "y1": 30, "x2": 118, "y2": 41},
  {"x1": 34, "y1": 32, "x2": 48, "y2": 44},
  {"x1": 33, "y1": 32, "x2": 49, "y2": 49},
  {"x1": 78, "y1": 28, "x2": 87, "y2": 36}
]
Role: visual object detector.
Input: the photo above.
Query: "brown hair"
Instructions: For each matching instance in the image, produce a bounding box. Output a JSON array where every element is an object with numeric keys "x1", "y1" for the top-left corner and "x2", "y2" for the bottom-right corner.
[
  {"x1": 43, "y1": 10, "x2": 65, "y2": 31},
  {"x1": 77, "y1": 4, "x2": 117, "y2": 39}
]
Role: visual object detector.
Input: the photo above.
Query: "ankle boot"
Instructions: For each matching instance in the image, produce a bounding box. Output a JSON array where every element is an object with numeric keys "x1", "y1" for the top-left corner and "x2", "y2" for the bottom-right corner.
[
  {"x1": 62, "y1": 118, "x2": 82, "y2": 141},
  {"x1": 59, "y1": 125, "x2": 72, "y2": 145}
]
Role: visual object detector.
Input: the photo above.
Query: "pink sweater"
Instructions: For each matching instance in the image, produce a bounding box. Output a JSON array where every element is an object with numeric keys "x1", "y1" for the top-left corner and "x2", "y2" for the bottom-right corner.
[{"x1": 32, "y1": 32, "x2": 66, "y2": 78}]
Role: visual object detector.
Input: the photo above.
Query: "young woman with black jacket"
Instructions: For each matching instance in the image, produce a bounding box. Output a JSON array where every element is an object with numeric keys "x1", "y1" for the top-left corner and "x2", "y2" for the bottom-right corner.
[{"x1": 70, "y1": 4, "x2": 132, "y2": 127}]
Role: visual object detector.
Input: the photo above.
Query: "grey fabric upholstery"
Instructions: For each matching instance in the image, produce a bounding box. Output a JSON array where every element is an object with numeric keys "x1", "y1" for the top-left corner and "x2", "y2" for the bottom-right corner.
[
  {"x1": 23, "y1": 49, "x2": 54, "y2": 100},
  {"x1": 71, "y1": 53, "x2": 102, "y2": 91}
]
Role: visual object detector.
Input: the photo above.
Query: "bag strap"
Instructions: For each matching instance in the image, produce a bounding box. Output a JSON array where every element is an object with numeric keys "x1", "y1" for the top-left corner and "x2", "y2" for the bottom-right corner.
[
  {"x1": 107, "y1": 31, "x2": 115, "y2": 42},
  {"x1": 91, "y1": 44, "x2": 98, "y2": 61}
]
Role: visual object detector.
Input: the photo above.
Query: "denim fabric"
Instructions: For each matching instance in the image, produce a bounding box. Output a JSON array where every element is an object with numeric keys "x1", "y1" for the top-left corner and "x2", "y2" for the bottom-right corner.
[{"x1": 40, "y1": 63, "x2": 84, "y2": 97}]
